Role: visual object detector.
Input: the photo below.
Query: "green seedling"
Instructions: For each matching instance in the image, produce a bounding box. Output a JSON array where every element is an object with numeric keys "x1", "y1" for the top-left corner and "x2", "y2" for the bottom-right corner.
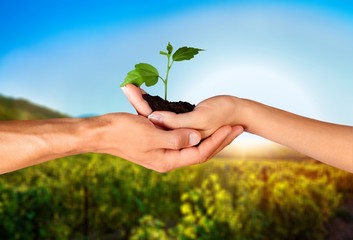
[{"x1": 120, "y1": 42, "x2": 203, "y2": 100}]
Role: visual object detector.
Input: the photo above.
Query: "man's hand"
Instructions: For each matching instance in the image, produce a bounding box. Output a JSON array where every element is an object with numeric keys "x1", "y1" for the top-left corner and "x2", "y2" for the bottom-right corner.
[
  {"x1": 87, "y1": 113, "x2": 243, "y2": 172},
  {"x1": 0, "y1": 112, "x2": 243, "y2": 174}
]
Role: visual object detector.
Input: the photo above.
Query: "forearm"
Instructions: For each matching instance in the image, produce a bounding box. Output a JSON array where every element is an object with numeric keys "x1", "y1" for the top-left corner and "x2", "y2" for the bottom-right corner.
[
  {"x1": 235, "y1": 98, "x2": 353, "y2": 172},
  {"x1": 0, "y1": 118, "x2": 98, "y2": 174}
]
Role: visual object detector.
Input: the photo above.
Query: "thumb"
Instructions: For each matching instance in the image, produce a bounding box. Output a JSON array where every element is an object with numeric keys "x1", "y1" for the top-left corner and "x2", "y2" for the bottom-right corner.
[
  {"x1": 156, "y1": 128, "x2": 201, "y2": 150},
  {"x1": 121, "y1": 84, "x2": 152, "y2": 116},
  {"x1": 148, "y1": 111, "x2": 199, "y2": 129}
]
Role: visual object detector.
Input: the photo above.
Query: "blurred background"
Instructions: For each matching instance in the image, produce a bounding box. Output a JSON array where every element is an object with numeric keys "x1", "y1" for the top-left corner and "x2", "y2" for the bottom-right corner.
[{"x1": 0, "y1": 1, "x2": 352, "y2": 239}]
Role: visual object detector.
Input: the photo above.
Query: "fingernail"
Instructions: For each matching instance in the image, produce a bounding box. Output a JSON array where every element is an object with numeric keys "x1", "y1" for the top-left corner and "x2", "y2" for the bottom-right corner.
[
  {"x1": 121, "y1": 86, "x2": 129, "y2": 97},
  {"x1": 148, "y1": 113, "x2": 163, "y2": 123},
  {"x1": 189, "y1": 133, "x2": 200, "y2": 146}
]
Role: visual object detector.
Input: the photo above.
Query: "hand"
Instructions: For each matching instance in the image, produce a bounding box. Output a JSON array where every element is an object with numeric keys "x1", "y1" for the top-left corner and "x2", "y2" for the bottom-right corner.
[
  {"x1": 88, "y1": 113, "x2": 243, "y2": 172},
  {"x1": 148, "y1": 96, "x2": 240, "y2": 139},
  {"x1": 0, "y1": 111, "x2": 242, "y2": 174},
  {"x1": 121, "y1": 84, "x2": 353, "y2": 174},
  {"x1": 121, "y1": 84, "x2": 240, "y2": 138}
]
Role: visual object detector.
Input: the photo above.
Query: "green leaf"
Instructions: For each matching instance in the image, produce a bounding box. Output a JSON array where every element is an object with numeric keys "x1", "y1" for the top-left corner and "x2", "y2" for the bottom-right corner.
[
  {"x1": 120, "y1": 69, "x2": 143, "y2": 87},
  {"x1": 172, "y1": 47, "x2": 204, "y2": 61},
  {"x1": 120, "y1": 63, "x2": 159, "y2": 87},
  {"x1": 135, "y1": 63, "x2": 159, "y2": 86},
  {"x1": 167, "y1": 42, "x2": 173, "y2": 54},
  {"x1": 159, "y1": 51, "x2": 168, "y2": 56}
]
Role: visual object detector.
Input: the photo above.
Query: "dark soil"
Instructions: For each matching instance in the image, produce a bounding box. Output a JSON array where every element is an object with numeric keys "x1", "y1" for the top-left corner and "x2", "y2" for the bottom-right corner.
[{"x1": 143, "y1": 94, "x2": 195, "y2": 114}]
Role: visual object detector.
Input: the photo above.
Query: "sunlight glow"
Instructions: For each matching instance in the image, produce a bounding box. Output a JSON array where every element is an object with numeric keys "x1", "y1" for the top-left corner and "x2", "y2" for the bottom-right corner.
[
  {"x1": 180, "y1": 59, "x2": 323, "y2": 119},
  {"x1": 176, "y1": 58, "x2": 325, "y2": 147}
]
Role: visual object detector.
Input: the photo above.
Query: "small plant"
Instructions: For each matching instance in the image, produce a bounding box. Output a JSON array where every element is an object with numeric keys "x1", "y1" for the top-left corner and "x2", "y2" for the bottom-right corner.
[{"x1": 120, "y1": 42, "x2": 203, "y2": 101}]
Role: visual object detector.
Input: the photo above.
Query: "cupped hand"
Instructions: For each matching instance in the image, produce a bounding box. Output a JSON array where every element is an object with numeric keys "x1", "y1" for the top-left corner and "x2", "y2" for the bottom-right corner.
[
  {"x1": 91, "y1": 113, "x2": 243, "y2": 172},
  {"x1": 121, "y1": 84, "x2": 240, "y2": 139},
  {"x1": 148, "y1": 96, "x2": 240, "y2": 138}
]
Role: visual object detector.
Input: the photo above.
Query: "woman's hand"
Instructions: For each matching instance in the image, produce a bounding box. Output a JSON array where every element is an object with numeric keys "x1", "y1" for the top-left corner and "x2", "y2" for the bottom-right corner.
[
  {"x1": 148, "y1": 96, "x2": 240, "y2": 139},
  {"x1": 121, "y1": 84, "x2": 241, "y2": 138},
  {"x1": 121, "y1": 84, "x2": 353, "y2": 173}
]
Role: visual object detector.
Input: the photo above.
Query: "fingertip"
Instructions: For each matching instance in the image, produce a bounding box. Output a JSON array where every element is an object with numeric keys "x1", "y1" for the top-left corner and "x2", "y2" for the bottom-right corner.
[
  {"x1": 121, "y1": 85, "x2": 129, "y2": 97},
  {"x1": 124, "y1": 83, "x2": 146, "y2": 95},
  {"x1": 122, "y1": 84, "x2": 152, "y2": 116},
  {"x1": 231, "y1": 125, "x2": 245, "y2": 136},
  {"x1": 189, "y1": 131, "x2": 201, "y2": 146},
  {"x1": 218, "y1": 125, "x2": 233, "y2": 138},
  {"x1": 148, "y1": 113, "x2": 163, "y2": 124},
  {"x1": 235, "y1": 125, "x2": 244, "y2": 131},
  {"x1": 148, "y1": 111, "x2": 178, "y2": 128}
]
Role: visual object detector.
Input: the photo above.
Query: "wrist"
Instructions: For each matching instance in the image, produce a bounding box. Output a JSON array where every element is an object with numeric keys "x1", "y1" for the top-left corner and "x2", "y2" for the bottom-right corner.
[
  {"x1": 228, "y1": 96, "x2": 244, "y2": 125},
  {"x1": 77, "y1": 113, "x2": 126, "y2": 155},
  {"x1": 229, "y1": 97, "x2": 254, "y2": 131},
  {"x1": 76, "y1": 115, "x2": 113, "y2": 154}
]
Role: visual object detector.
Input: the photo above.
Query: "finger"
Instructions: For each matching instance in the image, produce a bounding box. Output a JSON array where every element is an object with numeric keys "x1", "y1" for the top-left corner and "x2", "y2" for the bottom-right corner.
[
  {"x1": 158, "y1": 125, "x2": 232, "y2": 171},
  {"x1": 148, "y1": 109, "x2": 203, "y2": 129},
  {"x1": 151, "y1": 128, "x2": 202, "y2": 150},
  {"x1": 121, "y1": 84, "x2": 152, "y2": 116},
  {"x1": 208, "y1": 125, "x2": 244, "y2": 160}
]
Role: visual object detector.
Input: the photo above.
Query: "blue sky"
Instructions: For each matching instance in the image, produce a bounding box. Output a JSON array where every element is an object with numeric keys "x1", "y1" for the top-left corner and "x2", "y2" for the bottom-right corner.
[{"x1": 0, "y1": 1, "x2": 352, "y2": 134}]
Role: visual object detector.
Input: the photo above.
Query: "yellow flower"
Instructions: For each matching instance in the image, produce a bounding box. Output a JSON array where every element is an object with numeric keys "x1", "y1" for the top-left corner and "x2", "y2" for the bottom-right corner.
[
  {"x1": 180, "y1": 203, "x2": 192, "y2": 215},
  {"x1": 184, "y1": 226, "x2": 197, "y2": 239}
]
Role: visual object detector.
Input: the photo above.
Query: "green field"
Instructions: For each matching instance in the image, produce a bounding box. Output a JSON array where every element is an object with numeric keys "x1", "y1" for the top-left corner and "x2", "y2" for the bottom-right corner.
[
  {"x1": 1, "y1": 154, "x2": 352, "y2": 240},
  {"x1": 1, "y1": 94, "x2": 352, "y2": 239}
]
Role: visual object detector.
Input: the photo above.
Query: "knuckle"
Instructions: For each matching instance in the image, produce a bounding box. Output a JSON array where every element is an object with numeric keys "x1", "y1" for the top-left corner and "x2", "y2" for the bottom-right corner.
[
  {"x1": 170, "y1": 135, "x2": 184, "y2": 150},
  {"x1": 154, "y1": 165, "x2": 170, "y2": 173},
  {"x1": 198, "y1": 120, "x2": 209, "y2": 130},
  {"x1": 199, "y1": 156, "x2": 208, "y2": 164},
  {"x1": 166, "y1": 113, "x2": 183, "y2": 129},
  {"x1": 151, "y1": 157, "x2": 172, "y2": 173},
  {"x1": 164, "y1": 116, "x2": 179, "y2": 128},
  {"x1": 173, "y1": 118, "x2": 183, "y2": 129}
]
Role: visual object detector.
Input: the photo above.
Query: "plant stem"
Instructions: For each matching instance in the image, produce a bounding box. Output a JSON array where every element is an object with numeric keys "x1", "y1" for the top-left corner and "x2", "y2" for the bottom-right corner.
[
  {"x1": 158, "y1": 76, "x2": 166, "y2": 83},
  {"x1": 164, "y1": 54, "x2": 174, "y2": 100}
]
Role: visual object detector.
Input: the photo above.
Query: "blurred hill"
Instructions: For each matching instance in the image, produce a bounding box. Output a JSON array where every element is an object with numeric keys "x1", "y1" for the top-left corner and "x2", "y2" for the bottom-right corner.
[{"x1": 0, "y1": 94, "x2": 69, "y2": 120}]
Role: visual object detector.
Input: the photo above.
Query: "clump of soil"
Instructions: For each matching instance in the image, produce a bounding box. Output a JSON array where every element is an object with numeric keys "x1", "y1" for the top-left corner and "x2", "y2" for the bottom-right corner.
[{"x1": 143, "y1": 94, "x2": 195, "y2": 114}]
